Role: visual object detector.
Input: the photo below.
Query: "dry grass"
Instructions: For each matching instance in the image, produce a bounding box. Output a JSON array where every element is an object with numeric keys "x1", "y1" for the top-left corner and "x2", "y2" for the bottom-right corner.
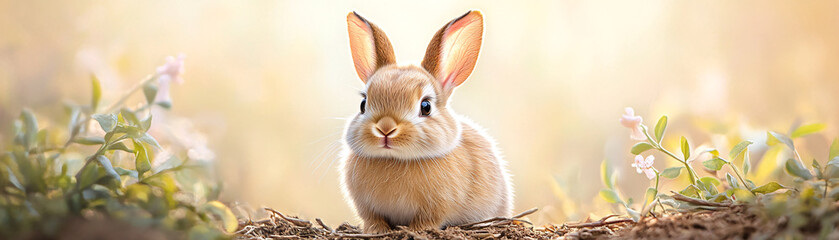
[
  {"x1": 236, "y1": 202, "x2": 839, "y2": 239},
  {"x1": 235, "y1": 208, "x2": 632, "y2": 239}
]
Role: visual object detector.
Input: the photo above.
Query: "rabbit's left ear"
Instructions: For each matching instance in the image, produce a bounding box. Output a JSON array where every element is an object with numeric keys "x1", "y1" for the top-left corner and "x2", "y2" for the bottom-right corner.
[
  {"x1": 347, "y1": 12, "x2": 396, "y2": 83},
  {"x1": 422, "y1": 11, "x2": 484, "y2": 94}
]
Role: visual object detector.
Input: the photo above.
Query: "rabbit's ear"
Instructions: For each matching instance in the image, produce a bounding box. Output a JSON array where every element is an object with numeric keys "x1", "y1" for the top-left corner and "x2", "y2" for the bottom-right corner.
[
  {"x1": 422, "y1": 11, "x2": 483, "y2": 93},
  {"x1": 347, "y1": 12, "x2": 396, "y2": 83}
]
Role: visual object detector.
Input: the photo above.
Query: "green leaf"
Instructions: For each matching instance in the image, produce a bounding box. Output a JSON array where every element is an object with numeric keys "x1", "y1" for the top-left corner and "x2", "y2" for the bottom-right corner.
[
  {"x1": 729, "y1": 140, "x2": 752, "y2": 159},
  {"x1": 709, "y1": 193, "x2": 730, "y2": 203},
  {"x1": 813, "y1": 159, "x2": 824, "y2": 179},
  {"x1": 731, "y1": 188, "x2": 754, "y2": 202},
  {"x1": 140, "y1": 115, "x2": 153, "y2": 132},
  {"x1": 114, "y1": 167, "x2": 139, "y2": 178},
  {"x1": 72, "y1": 136, "x2": 106, "y2": 145},
  {"x1": 95, "y1": 155, "x2": 120, "y2": 183},
  {"x1": 768, "y1": 131, "x2": 794, "y2": 150},
  {"x1": 743, "y1": 150, "x2": 751, "y2": 176},
  {"x1": 77, "y1": 162, "x2": 102, "y2": 190},
  {"x1": 654, "y1": 116, "x2": 668, "y2": 142},
  {"x1": 67, "y1": 108, "x2": 82, "y2": 137},
  {"x1": 660, "y1": 167, "x2": 683, "y2": 179},
  {"x1": 37, "y1": 129, "x2": 48, "y2": 147},
  {"x1": 679, "y1": 185, "x2": 701, "y2": 198},
  {"x1": 791, "y1": 123, "x2": 826, "y2": 138},
  {"x1": 82, "y1": 184, "x2": 112, "y2": 202},
  {"x1": 823, "y1": 157, "x2": 839, "y2": 179},
  {"x1": 751, "y1": 182, "x2": 784, "y2": 194},
  {"x1": 6, "y1": 167, "x2": 24, "y2": 191},
  {"x1": 644, "y1": 187, "x2": 657, "y2": 205},
  {"x1": 702, "y1": 157, "x2": 727, "y2": 171},
  {"x1": 92, "y1": 114, "x2": 117, "y2": 132},
  {"x1": 703, "y1": 148, "x2": 720, "y2": 157},
  {"x1": 143, "y1": 83, "x2": 158, "y2": 104},
  {"x1": 784, "y1": 158, "x2": 813, "y2": 180},
  {"x1": 680, "y1": 136, "x2": 690, "y2": 160},
  {"x1": 136, "y1": 133, "x2": 162, "y2": 150},
  {"x1": 156, "y1": 101, "x2": 172, "y2": 109},
  {"x1": 203, "y1": 201, "x2": 239, "y2": 233},
  {"x1": 20, "y1": 109, "x2": 38, "y2": 150},
  {"x1": 630, "y1": 142, "x2": 654, "y2": 155},
  {"x1": 107, "y1": 142, "x2": 133, "y2": 153},
  {"x1": 599, "y1": 189, "x2": 622, "y2": 204},
  {"x1": 115, "y1": 125, "x2": 145, "y2": 138},
  {"x1": 699, "y1": 177, "x2": 720, "y2": 195},
  {"x1": 91, "y1": 75, "x2": 102, "y2": 111},
  {"x1": 744, "y1": 179, "x2": 756, "y2": 189},
  {"x1": 830, "y1": 138, "x2": 839, "y2": 162},
  {"x1": 726, "y1": 173, "x2": 740, "y2": 189},
  {"x1": 700, "y1": 176, "x2": 721, "y2": 187},
  {"x1": 601, "y1": 160, "x2": 613, "y2": 189},
  {"x1": 119, "y1": 108, "x2": 141, "y2": 126},
  {"x1": 134, "y1": 141, "x2": 151, "y2": 178}
]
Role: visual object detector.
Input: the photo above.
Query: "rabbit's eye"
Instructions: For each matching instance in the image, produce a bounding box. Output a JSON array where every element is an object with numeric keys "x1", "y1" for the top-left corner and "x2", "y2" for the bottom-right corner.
[
  {"x1": 420, "y1": 99, "x2": 431, "y2": 116},
  {"x1": 360, "y1": 98, "x2": 366, "y2": 114}
]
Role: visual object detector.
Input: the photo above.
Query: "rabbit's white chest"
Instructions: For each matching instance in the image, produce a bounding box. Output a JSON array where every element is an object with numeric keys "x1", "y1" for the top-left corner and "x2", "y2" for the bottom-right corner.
[{"x1": 344, "y1": 157, "x2": 454, "y2": 226}]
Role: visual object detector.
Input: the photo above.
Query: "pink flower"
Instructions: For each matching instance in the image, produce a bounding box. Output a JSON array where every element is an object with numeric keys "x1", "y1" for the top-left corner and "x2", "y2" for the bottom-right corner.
[
  {"x1": 156, "y1": 54, "x2": 185, "y2": 84},
  {"x1": 620, "y1": 107, "x2": 646, "y2": 140},
  {"x1": 154, "y1": 55, "x2": 185, "y2": 103},
  {"x1": 632, "y1": 155, "x2": 657, "y2": 179}
]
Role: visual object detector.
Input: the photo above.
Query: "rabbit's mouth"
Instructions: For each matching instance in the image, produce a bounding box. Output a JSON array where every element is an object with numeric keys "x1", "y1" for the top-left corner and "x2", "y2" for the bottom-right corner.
[{"x1": 380, "y1": 137, "x2": 392, "y2": 149}]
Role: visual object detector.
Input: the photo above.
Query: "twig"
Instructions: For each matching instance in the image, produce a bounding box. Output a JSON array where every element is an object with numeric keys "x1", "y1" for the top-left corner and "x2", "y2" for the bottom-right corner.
[
  {"x1": 513, "y1": 207, "x2": 539, "y2": 219},
  {"x1": 264, "y1": 208, "x2": 312, "y2": 227},
  {"x1": 396, "y1": 226, "x2": 428, "y2": 240},
  {"x1": 102, "y1": 74, "x2": 157, "y2": 114},
  {"x1": 269, "y1": 235, "x2": 300, "y2": 239},
  {"x1": 333, "y1": 232, "x2": 397, "y2": 239},
  {"x1": 316, "y1": 218, "x2": 333, "y2": 233},
  {"x1": 565, "y1": 214, "x2": 635, "y2": 228},
  {"x1": 457, "y1": 208, "x2": 538, "y2": 229},
  {"x1": 566, "y1": 219, "x2": 634, "y2": 228},
  {"x1": 670, "y1": 191, "x2": 732, "y2": 207}
]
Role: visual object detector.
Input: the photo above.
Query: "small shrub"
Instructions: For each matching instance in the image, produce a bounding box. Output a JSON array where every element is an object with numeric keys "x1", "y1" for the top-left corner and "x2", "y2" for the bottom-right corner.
[
  {"x1": 604, "y1": 107, "x2": 839, "y2": 238},
  {"x1": 0, "y1": 55, "x2": 236, "y2": 239}
]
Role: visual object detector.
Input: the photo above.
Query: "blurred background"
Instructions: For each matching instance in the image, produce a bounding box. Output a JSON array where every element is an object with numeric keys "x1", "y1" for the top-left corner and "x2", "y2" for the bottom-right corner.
[{"x1": 1, "y1": 0, "x2": 838, "y2": 226}]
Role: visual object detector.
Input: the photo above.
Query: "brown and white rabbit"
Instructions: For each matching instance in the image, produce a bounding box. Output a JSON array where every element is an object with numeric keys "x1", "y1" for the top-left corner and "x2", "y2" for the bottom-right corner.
[{"x1": 339, "y1": 10, "x2": 513, "y2": 233}]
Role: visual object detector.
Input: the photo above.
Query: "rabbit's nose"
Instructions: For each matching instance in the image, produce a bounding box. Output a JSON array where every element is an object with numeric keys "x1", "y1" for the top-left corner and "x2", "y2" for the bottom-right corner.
[{"x1": 375, "y1": 117, "x2": 398, "y2": 137}]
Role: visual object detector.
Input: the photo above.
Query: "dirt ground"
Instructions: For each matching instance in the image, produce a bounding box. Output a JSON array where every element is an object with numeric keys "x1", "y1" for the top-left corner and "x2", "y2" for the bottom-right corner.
[{"x1": 235, "y1": 205, "x2": 788, "y2": 239}]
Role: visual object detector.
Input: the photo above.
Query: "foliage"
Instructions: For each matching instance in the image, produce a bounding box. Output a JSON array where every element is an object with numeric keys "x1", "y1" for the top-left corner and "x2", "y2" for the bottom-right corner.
[
  {"x1": 0, "y1": 58, "x2": 235, "y2": 239},
  {"x1": 605, "y1": 108, "x2": 839, "y2": 236}
]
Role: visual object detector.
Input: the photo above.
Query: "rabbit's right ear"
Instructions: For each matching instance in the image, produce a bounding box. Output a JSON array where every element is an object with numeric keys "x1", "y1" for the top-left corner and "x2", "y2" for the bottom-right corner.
[
  {"x1": 421, "y1": 11, "x2": 483, "y2": 95},
  {"x1": 347, "y1": 12, "x2": 396, "y2": 83}
]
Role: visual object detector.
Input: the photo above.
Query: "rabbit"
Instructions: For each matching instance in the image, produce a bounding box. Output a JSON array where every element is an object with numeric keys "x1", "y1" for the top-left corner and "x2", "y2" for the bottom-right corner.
[{"x1": 339, "y1": 10, "x2": 513, "y2": 233}]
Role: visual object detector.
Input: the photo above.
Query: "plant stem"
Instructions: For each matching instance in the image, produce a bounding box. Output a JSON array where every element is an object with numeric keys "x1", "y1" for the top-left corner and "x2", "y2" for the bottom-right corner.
[
  {"x1": 101, "y1": 74, "x2": 157, "y2": 114},
  {"x1": 825, "y1": 179, "x2": 829, "y2": 199},
  {"x1": 62, "y1": 74, "x2": 157, "y2": 150},
  {"x1": 639, "y1": 125, "x2": 699, "y2": 184},
  {"x1": 651, "y1": 172, "x2": 661, "y2": 213},
  {"x1": 727, "y1": 162, "x2": 755, "y2": 196},
  {"x1": 71, "y1": 135, "x2": 128, "y2": 193},
  {"x1": 660, "y1": 148, "x2": 699, "y2": 183}
]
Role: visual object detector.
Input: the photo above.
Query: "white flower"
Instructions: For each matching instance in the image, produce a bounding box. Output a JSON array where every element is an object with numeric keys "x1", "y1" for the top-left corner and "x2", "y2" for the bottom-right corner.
[
  {"x1": 620, "y1": 107, "x2": 646, "y2": 140},
  {"x1": 154, "y1": 54, "x2": 185, "y2": 103},
  {"x1": 631, "y1": 155, "x2": 657, "y2": 180}
]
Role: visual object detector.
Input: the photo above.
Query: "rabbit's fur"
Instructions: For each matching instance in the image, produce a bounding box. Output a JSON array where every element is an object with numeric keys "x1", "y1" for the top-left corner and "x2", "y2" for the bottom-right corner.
[{"x1": 340, "y1": 11, "x2": 512, "y2": 233}]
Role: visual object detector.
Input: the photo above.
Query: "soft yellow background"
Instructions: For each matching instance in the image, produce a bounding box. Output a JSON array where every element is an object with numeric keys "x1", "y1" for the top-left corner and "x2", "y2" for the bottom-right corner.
[{"x1": 1, "y1": 0, "x2": 838, "y2": 225}]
